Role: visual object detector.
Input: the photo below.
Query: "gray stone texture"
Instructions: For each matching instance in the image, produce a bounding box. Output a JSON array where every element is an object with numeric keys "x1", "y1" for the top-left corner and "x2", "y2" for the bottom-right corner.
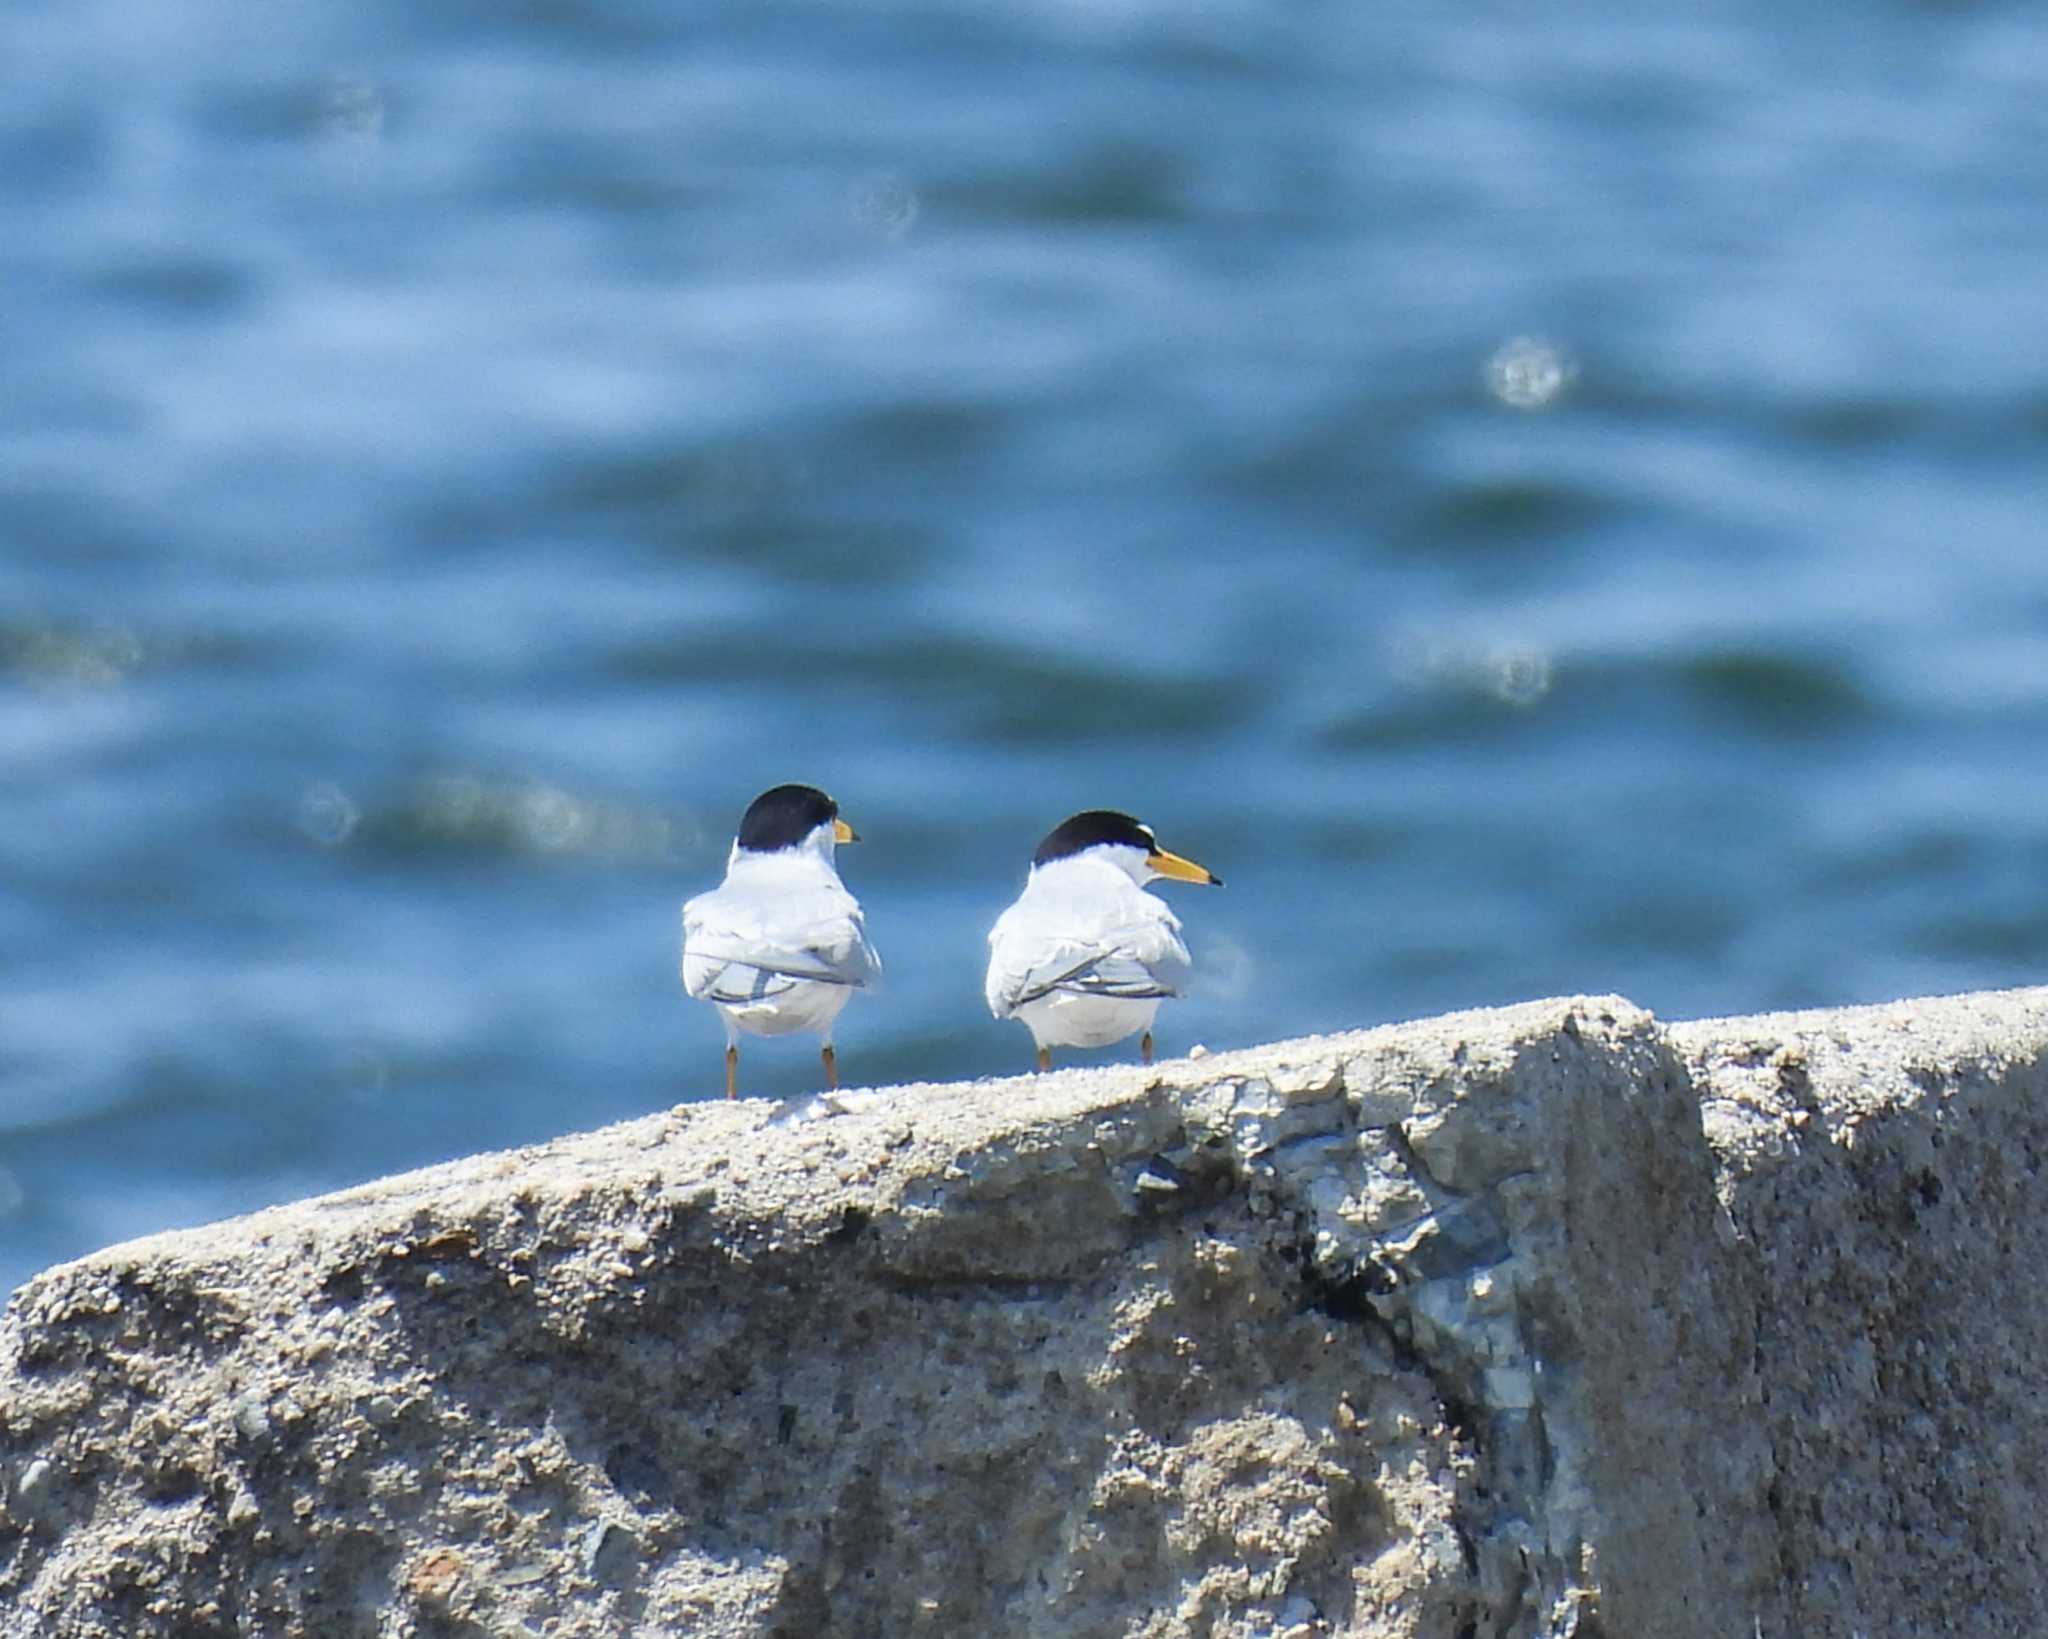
[{"x1": 3, "y1": 987, "x2": 2045, "y2": 1637}]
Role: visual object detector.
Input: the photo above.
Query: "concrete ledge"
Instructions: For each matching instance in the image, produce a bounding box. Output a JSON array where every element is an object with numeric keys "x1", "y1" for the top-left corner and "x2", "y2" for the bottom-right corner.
[{"x1": 3, "y1": 989, "x2": 2047, "y2": 1637}]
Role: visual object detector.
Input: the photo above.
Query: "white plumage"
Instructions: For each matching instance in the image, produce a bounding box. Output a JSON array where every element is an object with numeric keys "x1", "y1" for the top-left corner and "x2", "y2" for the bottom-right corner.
[
  {"x1": 683, "y1": 844, "x2": 879, "y2": 1027},
  {"x1": 985, "y1": 810, "x2": 1219, "y2": 1071},
  {"x1": 681, "y1": 785, "x2": 879, "y2": 1098},
  {"x1": 985, "y1": 851, "x2": 1189, "y2": 1048}
]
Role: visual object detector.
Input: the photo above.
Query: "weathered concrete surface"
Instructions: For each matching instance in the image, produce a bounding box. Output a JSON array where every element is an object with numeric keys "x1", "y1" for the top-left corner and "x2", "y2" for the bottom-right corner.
[
  {"x1": 1676, "y1": 987, "x2": 2048, "y2": 1639},
  {"x1": 1, "y1": 989, "x2": 2043, "y2": 1638}
]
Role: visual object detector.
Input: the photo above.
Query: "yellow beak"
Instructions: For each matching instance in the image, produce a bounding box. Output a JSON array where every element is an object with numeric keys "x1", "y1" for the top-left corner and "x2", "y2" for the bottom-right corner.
[
  {"x1": 1147, "y1": 847, "x2": 1221, "y2": 886},
  {"x1": 833, "y1": 817, "x2": 860, "y2": 844}
]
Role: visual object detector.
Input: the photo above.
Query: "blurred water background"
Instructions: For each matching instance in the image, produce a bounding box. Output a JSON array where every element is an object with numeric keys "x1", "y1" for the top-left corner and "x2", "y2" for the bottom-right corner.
[{"x1": 6, "y1": 0, "x2": 2048, "y2": 1298}]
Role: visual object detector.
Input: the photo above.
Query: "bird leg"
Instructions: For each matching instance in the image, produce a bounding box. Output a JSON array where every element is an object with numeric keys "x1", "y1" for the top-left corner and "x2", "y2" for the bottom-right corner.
[
  {"x1": 821, "y1": 1044, "x2": 839, "y2": 1090},
  {"x1": 1141, "y1": 1031, "x2": 1154, "y2": 1066},
  {"x1": 725, "y1": 1044, "x2": 738, "y2": 1101},
  {"x1": 1036, "y1": 1046, "x2": 1052, "y2": 1074}
]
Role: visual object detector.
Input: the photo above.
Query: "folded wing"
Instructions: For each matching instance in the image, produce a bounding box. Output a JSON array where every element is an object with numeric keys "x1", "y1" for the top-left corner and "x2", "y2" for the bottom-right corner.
[
  {"x1": 986, "y1": 900, "x2": 1189, "y2": 1019},
  {"x1": 683, "y1": 885, "x2": 881, "y2": 1004}
]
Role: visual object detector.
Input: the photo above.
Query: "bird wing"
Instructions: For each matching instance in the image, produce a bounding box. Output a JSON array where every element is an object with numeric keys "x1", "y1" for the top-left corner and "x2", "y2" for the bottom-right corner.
[
  {"x1": 985, "y1": 894, "x2": 1190, "y2": 1019},
  {"x1": 682, "y1": 882, "x2": 881, "y2": 1003}
]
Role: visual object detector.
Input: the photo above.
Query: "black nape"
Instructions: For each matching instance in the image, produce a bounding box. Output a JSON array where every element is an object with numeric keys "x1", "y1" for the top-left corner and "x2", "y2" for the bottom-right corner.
[
  {"x1": 1033, "y1": 810, "x2": 1155, "y2": 867},
  {"x1": 738, "y1": 784, "x2": 840, "y2": 853}
]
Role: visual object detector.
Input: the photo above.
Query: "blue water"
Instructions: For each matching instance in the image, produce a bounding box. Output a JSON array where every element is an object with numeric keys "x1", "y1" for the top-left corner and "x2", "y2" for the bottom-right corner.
[{"x1": 6, "y1": 0, "x2": 2048, "y2": 1299}]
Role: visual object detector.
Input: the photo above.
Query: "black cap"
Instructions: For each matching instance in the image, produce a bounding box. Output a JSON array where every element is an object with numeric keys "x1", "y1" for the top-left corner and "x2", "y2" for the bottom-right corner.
[
  {"x1": 1033, "y1": 810, "x2": 1156, "y2": 867},
  {"x1": 737, "y1": 784, "x2": 840, "y2": 853}
]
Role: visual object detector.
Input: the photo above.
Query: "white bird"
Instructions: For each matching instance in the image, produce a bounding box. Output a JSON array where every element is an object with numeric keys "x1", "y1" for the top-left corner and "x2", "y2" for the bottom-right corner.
[
  {"x1": 681, "y1": 784, "x2": 881, "y2": 1099},
  {"x1": 986, "y1": 810, "x2": 1221, "y2": 1072}
]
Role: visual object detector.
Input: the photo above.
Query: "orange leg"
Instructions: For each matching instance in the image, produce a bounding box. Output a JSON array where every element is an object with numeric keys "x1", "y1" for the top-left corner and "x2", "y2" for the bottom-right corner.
[
  {"x1": 1036, "y1": 1046, "x2": 1052, "y2": 1073},
  {"x1": 724, "y1": 1044, "x2": 738, "y2": 1101},
  {"x1": 821, "y1": 1044, "x2": 839, "y2": 1090}
]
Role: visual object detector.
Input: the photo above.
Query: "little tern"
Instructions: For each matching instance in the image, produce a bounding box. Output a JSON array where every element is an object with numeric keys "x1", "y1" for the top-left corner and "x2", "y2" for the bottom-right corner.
[
  {"x1": 681, "y1": 784, "x2": 880, "y2": 1099},
  {"x1": 985, "y1": 809, "x2": 1221, "y2": 1072}
]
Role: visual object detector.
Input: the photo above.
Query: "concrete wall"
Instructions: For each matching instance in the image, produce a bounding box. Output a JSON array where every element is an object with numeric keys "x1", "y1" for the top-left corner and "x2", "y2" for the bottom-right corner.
[{"x1": 4, "y1": 988, "x2": 2047, "y2": 1637}]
